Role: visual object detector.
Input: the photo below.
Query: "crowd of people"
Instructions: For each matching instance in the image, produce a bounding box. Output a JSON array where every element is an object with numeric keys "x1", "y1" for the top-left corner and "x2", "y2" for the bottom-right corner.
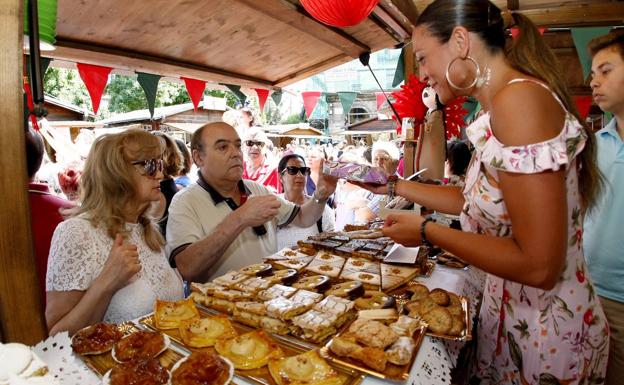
[{"x1": 23, "y1": 1, "x2": 623, "y2": 383}]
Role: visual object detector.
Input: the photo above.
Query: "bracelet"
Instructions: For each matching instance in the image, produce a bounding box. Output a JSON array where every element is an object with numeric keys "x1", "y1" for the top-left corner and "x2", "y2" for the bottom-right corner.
[
  {"x1": 313, "y1": 191, "x2": 329, "y2": 205},
  {"x1": 420, "y1": 215, "x2": 435, "y2": 248}
]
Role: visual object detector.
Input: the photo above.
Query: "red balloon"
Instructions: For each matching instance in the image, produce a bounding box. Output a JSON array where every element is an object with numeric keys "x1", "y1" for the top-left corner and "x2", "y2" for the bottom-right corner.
[{"x1": 300, "y1": 0, "x2": 380, "y2": 28}]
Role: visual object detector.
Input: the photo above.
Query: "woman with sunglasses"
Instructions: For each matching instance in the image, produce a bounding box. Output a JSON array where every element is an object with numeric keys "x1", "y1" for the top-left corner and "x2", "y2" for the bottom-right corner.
[
  {"x1": 276, "y1": 154, "x2": 335, "y2": 250},
  {"x1": 242, "y1": 129, "x2": 280, "y2": 193},
  {"x1": 45, "y1": 130, "x2": 184, "y2": 336}
]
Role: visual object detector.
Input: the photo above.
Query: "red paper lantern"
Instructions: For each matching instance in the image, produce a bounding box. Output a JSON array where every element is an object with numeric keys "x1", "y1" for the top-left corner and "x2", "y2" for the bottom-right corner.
[{"x1": 300, "y1": 0, "x2": 380, "y2": 28}]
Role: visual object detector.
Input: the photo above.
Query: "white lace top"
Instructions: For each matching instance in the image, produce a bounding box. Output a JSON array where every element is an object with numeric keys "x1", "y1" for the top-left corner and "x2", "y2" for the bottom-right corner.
[{"x1": 46, "y1": 216, "x2": 184, "y2": 323}]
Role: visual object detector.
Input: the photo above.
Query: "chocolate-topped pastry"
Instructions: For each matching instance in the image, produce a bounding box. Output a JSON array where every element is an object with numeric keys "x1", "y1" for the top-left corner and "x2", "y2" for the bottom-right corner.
[
  {"x1": 239, "y1": 263, "x2": 273, "y2": 277},
  {"x1": 267, "y1": 268, "x2": 298, "y2": 285},
  {"x1": 362, "y1": 242, "x2": 385, "y2": 252},
  {"x1": 334, "y1": 245, "x2": 357, "y2": 256},
  {"x1": 327, "y1": 235, "x2": 350, "y2": 243},
  {"x1": 344, "y1": 239, "x2": 367, "y2": 249},
  {"x1": 311, "y1": 240, "x2": 343, "y2": 250},
  {"x1": 297, "y1": 239, "x2": 316, "y2": 249},
  {"x1": 292, "y1": 275, "x2": 331, "y2": 292},
  {"x1": 325, "y1": 281, "x2": 364, "y2": 299}
]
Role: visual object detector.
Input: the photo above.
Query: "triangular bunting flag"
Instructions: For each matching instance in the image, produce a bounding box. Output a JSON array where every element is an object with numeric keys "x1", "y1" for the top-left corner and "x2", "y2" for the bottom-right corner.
[
  {"x1": 181, "y1": 77, "x2": 206, "y2": 112},
  {"x1": 271, "y1": 91, "x2": 283, "y2": 107},
  {"x1": 571, "y1": 27, "x2": 612, "y2": 80},
  {"x1": 137, "y1": 72, "x2": 162, "y2": 119},
  {"x1": 302, "y1": 91, "x2": 322, "y2": 119},
  {"x1": 375, "y1": 92, "x2": 387, "y2": 111},
  {"x1": 310, "y1": 93, "x2": 329, "y2": 120},
  {"x1": 462, "y1": 98, "x2": 481, "y2": 124},
  {"x1": 573, "y1": 95, "x2": 593, "y2": 120},
  {"x1": 604, "y1": 112, "x2": 613, "y2": 123},
  {"x1": 337, "y1": 92, "x2": 357, "y2": 116},
  {"x1": 254, "y1": 88, "x2": 270, "y2": 111},
  {"x1": 510, "y1": 27, "x2": 547, "y2": 39},
  {"x1": 392, "y1": 47, "x2": 405, "y2": 87},
  {"x1": 223, "y1": 84, "x2": 247, "y2": 105},
  {"x1": 76, "y1": 63, "x2": 112, "y2": 115}
]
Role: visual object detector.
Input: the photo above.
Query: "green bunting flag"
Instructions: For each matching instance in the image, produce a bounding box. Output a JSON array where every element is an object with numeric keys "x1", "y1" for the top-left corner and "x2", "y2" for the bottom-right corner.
[
  {"x1": 392, "y1": 47, "x2": 405, "y2": 87},
  {"x1": 271, "y1": 90, "x2": 283, "y2": 107},
  {"x1": 222, "y1": 84, "x2": 247, "y2": 105},
  {"x1": 137, "y1": 72, "x2": 161, "y2": 118},
  {"x1": 604, "y1": 112, "x2": 613, "y2": 124},
  {"x1": 571, "y1": 27, "x2": 612, "y2": 80},
  {"x1": 462, "y1": 98, "x2": 481, "y2": 124},
  {"x1": 310, "y1": 93, "x2": 329, "y2": 120},
  {"x1": 337, "y1": 92, "x2": 357, "y2": 116}
]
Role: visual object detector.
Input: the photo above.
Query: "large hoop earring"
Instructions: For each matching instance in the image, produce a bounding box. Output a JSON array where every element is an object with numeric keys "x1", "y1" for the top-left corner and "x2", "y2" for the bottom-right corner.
[{"x1": 445, "y1": 56, "x2": 481, "y2": 91}]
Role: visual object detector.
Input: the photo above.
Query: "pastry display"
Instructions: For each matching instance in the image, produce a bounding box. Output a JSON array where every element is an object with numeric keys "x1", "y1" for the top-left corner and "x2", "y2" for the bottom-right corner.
[
  {"x1": 264, "y1": 269, "x2": 299, "y2": 285},
  {"x1": 215, "y1": 330, "x2": 284, "y2": 370},
  {"x1": 268, "y1": 350, "x2": 347, "y2": 385},
  {"x1": 112, "y1": 331, "x2": 169, "y2": 363},
  {"x1": 348, "y1": 319, "x2": 399, "y2": 350},
  {"x1": 232, "y1": 276, "x2": 274, "y2": 294},
  {"x1": 354, "y1": 291, "x2": 395, "y2": 310},
  {"x1": 404, "y1": 287, "x2": 466, "y2": 337},
  {"x1": 178, "y1": 315, "x2": 237, "y2": 348},
  {"x1": 385, "y1": 336, "x2": 416, "y2": 366},
  {"x1": 103, "y1": 358, "x2": 169, "y2": 385},
  {"x1": 257, "y1": 284, "x2": 298, "y2": 301},
  {"x1": 71, "y1": 322, "x2": 124, "y2": 355},
  {"x1": 189, "y1": 281, "x2": 224, "y2": 296},
  {"x1": 292, "y1": 275, "x2": 331, "y2": 292},
  {"x1": 305, "y1": 253, "x2": 346, "y2": 278},
  {"x1": 153, "y1": 298, "x2": 200, "y2": 330},
  {"x1": 265, "y1": 248, "x2": 315, "y2": 271},
  {"x1": 239, "y1": 263, "x2": 273, "y2": 276},
  {"x1": 291, "y1": 310, "x2": 338, "y2": 344},
  {"x1": 380, "y1": 264, "x2": 420, "y2": 292},
  {"x1": 325, "y1": 281, "x2": 364, "y2": 299},
  {"x1": 266, "y1": 297, "x2": 313, "y2": 321},
  {"x1": 340, "y1": 258, "x2": 381, "y2": 289},
  {"x1": 290, "y1": 289, "x2": 324, "y2": 306},
  {"x1": 170, "y1": 351, "x2": 234, "y2": 385},
  {"x1": 213, "y1": 270, "x2": 250, "y2": 287}
]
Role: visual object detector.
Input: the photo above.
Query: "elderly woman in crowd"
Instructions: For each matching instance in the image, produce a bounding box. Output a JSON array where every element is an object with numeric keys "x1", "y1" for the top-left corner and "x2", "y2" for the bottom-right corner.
[
  {"x1": 276, "y1": 154, "x2": 335, "y2": 250},
  {"x1": 152, "y1": 132, "x2": 183, "y2": 236},
  {"x1": 242, "y1": 128, "x2": 280, "y2": 192},
  {"x1": 45, "y1": 129, "x2": 183, "y2": 335},
  {"x1": 355, "y1": 141, "x2": 400, "y2": 222}
]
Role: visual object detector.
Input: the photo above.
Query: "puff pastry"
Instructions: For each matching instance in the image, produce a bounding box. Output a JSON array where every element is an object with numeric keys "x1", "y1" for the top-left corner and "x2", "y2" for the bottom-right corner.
[
  {"x1": 213, "y1": 271, "x2": 250, "y2": 287},
  {"x1": 153, "y1": 298, "x2": 200, "y2": 330},
  {"x1": 268, "y1": 350, "x2": 346, "y2": 385},
  {"x1": 385, "y1": 336, "x2": 415, "y2": 366},
  {"x1": 232, "y1": 276, "x2": 274, "y2": 294},
  {"x1": 215, "y1": 330, "x2": 284, "y2": 370},
  {"x1": 257, "y1": 284, "x2": 297, "y2": 301},
  {"x1": 178, "y1": 315, "x2": 237, "y2": 348},
  {"x1": 265, "y1": 297, "x2": 310, "y2": 321},
  {"x1": 380, "y1": 264, "x2": 420, "y2": 292}
]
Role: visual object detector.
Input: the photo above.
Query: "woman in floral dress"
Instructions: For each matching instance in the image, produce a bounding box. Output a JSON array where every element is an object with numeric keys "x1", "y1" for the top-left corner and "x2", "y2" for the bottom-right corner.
[{"x1": 358, "y1": 0, "x2": 609, "y2": 383}]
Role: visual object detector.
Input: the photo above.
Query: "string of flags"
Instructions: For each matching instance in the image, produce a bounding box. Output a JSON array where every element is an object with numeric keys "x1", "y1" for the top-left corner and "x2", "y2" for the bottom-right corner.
[{"x1": 49, "y1": 23, "x2": 611, "y2": 122}]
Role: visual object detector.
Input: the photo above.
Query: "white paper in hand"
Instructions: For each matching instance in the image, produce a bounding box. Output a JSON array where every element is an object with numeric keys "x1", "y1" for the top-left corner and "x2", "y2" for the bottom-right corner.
[{"x1": 383, "y1": 244, "x2": 420, "y2": 264}]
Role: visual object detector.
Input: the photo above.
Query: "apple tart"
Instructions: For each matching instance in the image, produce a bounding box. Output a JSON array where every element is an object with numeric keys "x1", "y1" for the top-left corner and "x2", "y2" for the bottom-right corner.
[
  {"x1": 215, "y1": 330, "x2": 284, "y2": 370},
  {"x1": 102, "y1": 358, "x2": 169, "y2": 385},
  {"x1": 268, "y1": 350, "x2": 347, "y2": 385},
  {"x1": 71, "y1": 322, "x2": 123, "y2": 355},
  {"x1": 112, "y1": 330, "x2": 169, "y2": 363},
  {"x1": 178, "y1": 315, "x2": 237, "y2": 348},
  {"x1": 170, "y1": 351, "x2": 234, "y2": 385},
  {"x1": 153, "y1": 298, "x2": 200, "y2": 330}
]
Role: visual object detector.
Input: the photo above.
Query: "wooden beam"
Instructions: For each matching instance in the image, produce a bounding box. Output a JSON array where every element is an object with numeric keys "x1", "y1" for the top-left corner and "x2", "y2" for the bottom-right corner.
[
  {"x1": 385, "y1": 0, "x2": 419, "y2": 28},
  {"x1": 273, "y1": 54, "x2": 353, "y2": 88},
  {"x1": 371, "y1": 5, "x2": 411, "y2": 42},
  {"x1": 519, "y1": 3, "x2": 624, "y2": 28},
  {"x1": 232, "y1": 0, "x2": 370, "y2": 59},
  {"x1": 507, "y1": 0, "x2": 520, "y2": 11},
  {"x1": 0, "y1": 0, "x2": 48, "y2": 344},
  {"x1": 45, "y1": 40, "x2": 280, "y2": 90}
]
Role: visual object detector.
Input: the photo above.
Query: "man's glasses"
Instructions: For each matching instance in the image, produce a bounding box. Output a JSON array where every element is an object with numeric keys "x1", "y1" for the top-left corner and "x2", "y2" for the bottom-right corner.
[
  {"x1": 281, "y1": 166, "x2": 311, "y2": 176},
  {"x1": 132, "y1": 158, "x2": 163, "y2": 177},
  {"x1": 245, "y1": 140, "x2": 265, "y2": 148}
]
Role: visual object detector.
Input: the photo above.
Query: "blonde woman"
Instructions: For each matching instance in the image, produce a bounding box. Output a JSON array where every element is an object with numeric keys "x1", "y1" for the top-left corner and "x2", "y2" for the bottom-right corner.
[{"x1": 45, "y1": 130, "x2": 183, "y2": 336}]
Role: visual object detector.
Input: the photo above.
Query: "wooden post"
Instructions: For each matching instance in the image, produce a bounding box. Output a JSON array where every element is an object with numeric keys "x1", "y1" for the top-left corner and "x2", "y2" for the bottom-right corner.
[
  {"x1": 402, "y1": 44, "x2": 416, "y2": 177},
  {"x1": 0, "y1": 0, "x2": 48, "y2": 343}
]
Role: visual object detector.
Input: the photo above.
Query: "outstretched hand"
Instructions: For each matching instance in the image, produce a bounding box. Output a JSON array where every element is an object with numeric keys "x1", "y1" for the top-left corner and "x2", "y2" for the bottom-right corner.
[
  {"x1": 349, "y1": 180, "x2": 389, "y2": 195},
  {"x1": 315, "y1": 159, "x2": 338, "y2": 199},
  {"x1": 382, "y1": 212, "x2": 425, "y2": 247}
]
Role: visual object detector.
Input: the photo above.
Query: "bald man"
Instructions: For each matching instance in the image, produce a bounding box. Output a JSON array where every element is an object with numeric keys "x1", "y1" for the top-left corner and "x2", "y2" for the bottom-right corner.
[{"x1": 166, "y1": 122, "x2": 337, "y2": 282}]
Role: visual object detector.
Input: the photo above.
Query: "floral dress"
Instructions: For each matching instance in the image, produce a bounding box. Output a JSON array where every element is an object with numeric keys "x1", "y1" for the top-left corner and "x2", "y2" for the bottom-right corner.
[{"x1": 460, "y1": 79, "x2": 609, "y2": 384}]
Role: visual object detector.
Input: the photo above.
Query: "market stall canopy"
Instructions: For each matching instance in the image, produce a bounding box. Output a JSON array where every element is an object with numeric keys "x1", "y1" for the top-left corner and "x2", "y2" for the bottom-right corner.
[
  {"x1": 44, "y1": 0, "x2": 418, "y2": 90},
  {"x1": 342, "y1": 116, "x2": 397, "y2": 134}
]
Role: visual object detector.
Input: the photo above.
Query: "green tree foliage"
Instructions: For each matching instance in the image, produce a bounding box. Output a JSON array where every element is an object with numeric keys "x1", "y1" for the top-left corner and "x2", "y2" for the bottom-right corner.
[
  {"x1": 43, "y1": 67, "x2": 91, "y2": 110},
  {"x1": 281, "y1": 113, "x2": 304, "y2": 124}
]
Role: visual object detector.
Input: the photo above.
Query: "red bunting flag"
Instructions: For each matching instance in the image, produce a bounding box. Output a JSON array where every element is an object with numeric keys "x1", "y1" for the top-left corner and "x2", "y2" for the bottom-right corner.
[
  {"x1": 511, "y1": 27, "x2": 547, "y2": 39},
  {"x1": 376, "y1": 92, "x2": 387, "y2": 111},
  {"x1": 76, "y1": 63, "x2": 112, "y2": 115},
  {"x1": 254, "y1": 88, "x2": 270, "y2": 111},
  {"x1": 573, "y1": 96, "x2": 593, "y2": 120},
  {"x1": 181, "y1": 77, "x2": 206, "y2": 112},
  {"x1": 302, "y1": 91, "x2": 322, "y2": 118}
]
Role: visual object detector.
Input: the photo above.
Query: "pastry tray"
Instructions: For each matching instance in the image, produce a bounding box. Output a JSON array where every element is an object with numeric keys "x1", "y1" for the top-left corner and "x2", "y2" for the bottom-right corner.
[
  {"x1": 139, "y1": 307, "x2": 364, "y2": 385},
  {"x1": 391, "y1": 281, "x2": 472, "y2": 341},
  {"x1": 74, "y1": 321, "x2": 186, "y2": 377},
  {"x1": 319, "y1": 319, "x2": 427, "y2": 381}
]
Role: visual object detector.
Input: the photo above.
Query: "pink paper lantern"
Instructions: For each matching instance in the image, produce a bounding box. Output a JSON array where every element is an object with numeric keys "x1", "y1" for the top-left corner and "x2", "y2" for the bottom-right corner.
[{"x1": 300, "y1": 0, "x2": 380, "y2": 28}]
